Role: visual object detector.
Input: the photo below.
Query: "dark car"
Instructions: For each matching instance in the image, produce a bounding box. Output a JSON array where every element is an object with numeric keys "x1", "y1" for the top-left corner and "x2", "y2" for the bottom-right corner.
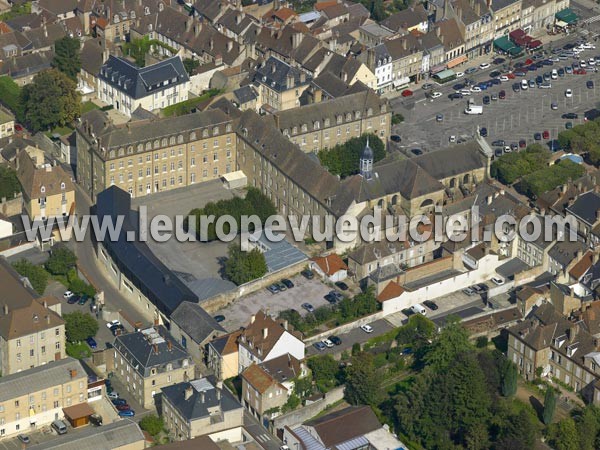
[
  {"x1": 78, "y1": 295, "x2": 89, "y2": 306},
  {"x1": 499, "y1": 90, "x2": 506, "y2": 99},
  {"x1": 302, "y1": 303, "x2": 315, "y2": 313},
  {"x1": 566, "y1": 121, "x2": 573, "y2": 129},
  {"x1": 536, "y1": 75, "x2": 543, "y2": 84},
  {"x1": 483, "y1": 95, "x2": 490, "y2": 104},
  {"x1": 492, "y1": 140, "x2": 505, "y2": 147},
  {"x1": 111, "y1": 398, "x2": 127, "y2": 406},
  {"x1": 534, "y1": 132, "x2": 542, "y2": 140},
  {"x1": 490, "y1": 78, "x2": 501, "y2": 85},
  {"x1": 436, "y1": 114, "x2": 444, "y2": 122},
  {"x1": 453, "y1": 83, "x2": 465, "y2": 90},
  {"x1": 86, "y1": 337, "x2": 97, "y2": 349},
  {"x1": 313, "y1": 341, "x2": 326, "y2": 351},
  {"x1": 514, "y1": 71, "x2": 527, "y2": 77},
  {"x1": 90, "y1": 414, "x2": 103, "y2": 426},
  {"x1": 281, "y1": 278, "x2": 294, "y2": 289},
  {"x1": 301, "y1": 269, "x2": 314, "y2": 279},
  {"x1": 116, "y1": 404, "x2": 131, "y2": 411},
  {"x1": 118, "y1": 410, "x2": 135, "y2": 417},
  {"x1": 213, "y1": 315, "x2": 225, "y2": 323},
  {"x1": 390, "y1": 134, "x2": 401, "y2": 142},
  {"x1": 479, "y1": 127, "x2": 488, "y2": 137},
  {"x1": 512, "y1": 83, "x2": 520, "y2": 92},
  {"x1": 519, "y1": 139, "x2": 527, "y2": 148},
  {"x1": 490, "y1": 70, "x2": 501, "y2": 78},
  {"x1": 587, "y1": 80, "x2": 595, "y2": 89},
  {"x1": 324, "y1": 293, "x2": 337, "y2": 304},
  {"x1": 335, "y1": 281, "x2": 349, "y2": 291},
  {"x1": 67, "y1": 295, "x2": 79, "y2": 304},
  {"x1": 562, "y1": 112, "x2": 578, "y2": 119},
  {"x1": 493, "y1": 57, "x2": 505, "y2": 65},
  {"x1": 329, "y1": 335, "x2": 342, "y2": 345},
  {"x1": 17, "y1": 435, "x2": 30, "y2": 444},
  {"x1": 527, "y1": 64, "x2": 537, "y2": 71},
  {"x1": 110, "y1": 324, "x2": 125, "y2": 336},
  {"x1": 423, "y1": 300, "x2": 439, "y2": 311},
  {"x1": 558, "y1": 68, "x2": 565, "y2": 76},
  {"x1": 411, "y1": 148, "x2": 423, "y2": 156},
  {"x1": 494, "y1": 148, "x2": 503, "y2": 157},
  {"x1": 448, "y1": 92, "x2": 463, "y2": 100}
]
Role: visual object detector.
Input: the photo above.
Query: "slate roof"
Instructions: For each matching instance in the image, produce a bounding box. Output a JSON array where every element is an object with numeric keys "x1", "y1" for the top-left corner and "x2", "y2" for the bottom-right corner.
[
  {"x1": 566, "y1": 191, "x2": 600, "y2": 226},
  {"x1": 548, "y1": 240, "x2": 587, "y2": 268},
  {"x1": 28, "y1": 419, "x2": 144, "y2": 450},
  {"x1": 95, "y1": 187, "x2": 199, "y2": 315},
  {"x1": 311, "y1": 71, "x2": 353, "y2": 98},
  {"x1": 254, "y1": 25, "x2": 321, "y2": 66},
  {"x1": 16, "y1": 151, "x2": 74, "y2": 199},
  {"x1": 161, "y1": 377, "x2": 242, "y2": 421},
  {"x1": 233, "y1": 84, "x2": 258, "y2": 104},
  {"x1": 412, "y1": 141, "x2": 488, "y2": 180},
  {"x1": 98, "y1": 55, "x2": 189, "y2": 100},
  {"x1": 255, "y1": 56, "x2": 309, "y2": 93},
  {"x1": 0, "y1": 357, "x2": 85, "y2": 403},
  {"x1": 0, "y1": 49, "x2": 53, "y2": 78},
  {"x1": 491, "y1": 0, "x2": 521, "y2": 11},
  {"x1": 171, "y1": 301, "x2": 225, "y2": 345},
  {"x1": 114, "y1": 325, "x2": 190, "y2": 378},
  {"x1": 37, "y1": 0, "x2": 78, "y2": 15},
  {"x1": 209, "y1": 330, "x2": 241, "y2": 356},
  {"x1": 80, "y1": 37, "x2": 104, "y2": 76}
]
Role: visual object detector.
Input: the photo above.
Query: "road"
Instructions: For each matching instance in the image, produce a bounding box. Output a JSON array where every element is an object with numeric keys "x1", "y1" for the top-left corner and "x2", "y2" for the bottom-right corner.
[{"x1": 243, "y1": 411, "x2": 282, "y2": 450}]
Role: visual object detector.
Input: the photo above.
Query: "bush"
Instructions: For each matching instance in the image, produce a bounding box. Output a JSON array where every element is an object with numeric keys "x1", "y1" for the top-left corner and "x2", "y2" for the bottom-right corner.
[
  {"x1": 45, "y1": 246, "x2": 77, "y2": 276},
  {"x1": 476, "y1": 336, "x2": 489, "y2": 348},
  {"x1": 318, "y1": 134, "x2": 386, "y2": 178},
  {"x1": 224, "y1": 244, "x2": 267, "y2": 285},
  {"x1": 139, "y1": 414, "x2": 164, "y2": 436},
  {"x1": 0, "y1": 76, "x2": 23, "y2": 120},
  {"x1": 66, "y1": 268, "x2": 95, "y2": 297},
  {"x1": 64, "y1": 311, "x2": 99, "y2": 343},
  {"x1": 0, "y1": 165, "x2": 21, "y2": 201},
  {"x1": 12, "y1": 260, "x2": 48, "y2": 294},
  {"x1": 490, "y1": 144, "x2": 550, "y2": 185}
]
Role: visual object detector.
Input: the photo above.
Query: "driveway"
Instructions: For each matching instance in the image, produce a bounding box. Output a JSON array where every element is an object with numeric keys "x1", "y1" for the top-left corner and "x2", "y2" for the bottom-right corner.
[{"x1": 217, "y1": 275, "x2": 335, "y2": 332}]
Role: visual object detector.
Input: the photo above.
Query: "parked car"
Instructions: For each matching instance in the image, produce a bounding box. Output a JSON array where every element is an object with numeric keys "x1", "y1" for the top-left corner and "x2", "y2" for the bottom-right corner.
[
  {"x1": 431, "y1": 91, "x2": 442, "y2": 99},
  {"x1": 281, "y1": 279, "x2": 294, "y2": 289},
  {"x1": 562, "y1": 112, "x2": 578, "y2": 119},
  {"x1": 483, "y1": 95, "x2": 490, "y2": 104},
  {"x1": 329, "y1": 336, "x2": 342, "y2": 345},
  {"x1": 534, "y1": 132, "x2": 542, "y2": 140},
  {"x1": 519, "y1": 139, "x2": 527, "y2": 148},
  {"x1": 301, "y1": 303, "x2": 315, "y2": 313},
  {"x1": 90, "y1": 413, "x2": 103, "y2": 426},
  {"x1": 110, "y1": 324, "x2": 125, "y2": 336},
  {"x1": 335, "y1": 281, "x2": 349, "y2": 291},
  {"x1": 78, "y1": 295, "x2": 89, "y2": 306},
  {"x1": 479, "y1": 62, "x2": 491, "y2": 70},
  {"x1": 390, "y1": 134, "x2": 401, "y2": 142},
  {"x1": 313, "y1": 341, "x2": 326, "y2": 351},
  {"x1": 492, "y1": 140, "x2": 505, "y2": 147},
  {"x1": 436, "y1": 114, "x2": 444, "y2": 122},
  {"x1": 322, "y1": 339, "x2": 334, "y2": 348},
  {"x1": 587, "y1": 80, "x2": 595, "y2": 89},
  {"x1": 360, "y1": 324, "x2": 374, "y2": 333},
  {"x1": 116, "y1": 404, "x2": 131, "y2": 411},
  {"x1": 67, "y1": 295, "x2": 79, "y2": 304},
  {"x1": 551, "y1": 102, "x2": 558, "y2": 110},
  {"x1": 86, "y1": 337, "x2": 97, "y2": 349},
  {"x1": 565, "y1": 88, "x2": 573, "y2": 97},
  {"x1": 499, "y1": 90, "x2": 506, "y2": 99},
  {"x1": 491, "y1": 277, "x2": 505, "y2": 285},
  {"x1": 266, "y1": 284, "x2": 280, "y2": 294},
  {"x1": 401, "y1": 89, "x2": 413, "y2": 97},
  {"x1": 17, "y1": 435, "x2": 30, "y2": 444},
  {"x1": 566, "y1": 121, "x2": 573, "y2": 129},
  {"x1": 276, "y1": 281, "x2": 287, "y2": 292},
  {"x1": 462, "y1": 287, "x2": 476, "y2": 296},
  {"x1": 213, "y1": 315, "x2": 225, "y2": 323},
  {"x1": 63, "y1": 291, "x2": 74, "y2": 299},
  {"x1": 106, "y1": 320, "x2": 121, "y2": 329},
  {"x1": 111, "y1": 398, "x2": 127, "y2": 406},
  {"x1": 422, "y1": 83, "x2": 434, "y2": 90},
  {"x1": 411, "y1": 148, "x2": 423, "y2": 156},
  {"x1": 301, "y1": 269, "x2": 314, "y2": 279},
  {"x1": 118, "y1": 410, "x2": 135, "y2": 417},
  {"x1": 465, "y1": 67, "x2": 478, "y2": 74},
  {"x1": 423, "y1": 300, "x2": 439, "y2": 311},
  {"x1": 543, "y1": 130, "x2": 550, "y2": 140},
  {"x1": 479, "y1": 127, "x2": 488, "y2": 137},
  {"x1": 107, "y1": 392, "x2": 119, "y2": 400},
  {"x1": 324, "y1": 293, "x2": 337, "y2": 304}
]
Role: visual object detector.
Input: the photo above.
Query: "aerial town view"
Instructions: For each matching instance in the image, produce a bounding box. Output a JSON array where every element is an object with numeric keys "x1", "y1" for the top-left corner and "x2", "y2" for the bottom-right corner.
[{"x1": 4, "y1": 0, "x2": 600, "y2": 448}]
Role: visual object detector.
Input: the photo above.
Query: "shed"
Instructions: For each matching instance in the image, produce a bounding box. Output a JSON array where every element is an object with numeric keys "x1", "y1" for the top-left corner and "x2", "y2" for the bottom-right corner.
[
  {"x1": 221, "y1": 171, "x2": 248, "y2": 189},
  {"x1": 62, "y1": 403, "x2": 95, "y2": 428}
]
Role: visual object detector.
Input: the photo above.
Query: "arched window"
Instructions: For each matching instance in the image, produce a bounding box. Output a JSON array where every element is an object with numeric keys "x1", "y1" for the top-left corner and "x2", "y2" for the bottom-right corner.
[
  {"x1": 324, "y1": 118, "x2": 330, "y2": 127},
  {"x1": 109, "y1": 150, "x2": 115, "y2": 158},
  {"x1": 137, "y1": 144, "x2": 143, "y2": 152},
  {"x1": 226, "y1": 123, "x2": 232, "y2": 132},
  {"x1": 177, "y1": 134, "x2": 184, "y2": 144},
  {"x1": 367, "y1": 108, "x2": 373, "y2": 116},
  {"x1": 301, "y1": 124, "x2": 308, "y2": 132},
  {"x1": 391, "y1": 194, "x2": 399, "y2": 205},
  {"x1": 190, "y1": 131, "x2": 197, "y2": 140},
  {"x1": 346, "y1": 113, "x2": 352, "y2": 121},
  {"x1": 153, "y1": 140, "x2": 160, "y2": 149},
  {"x1": 130, "y1": 10, "x2": 136, "y2": 19},
  {"x1": 213, "y1": 126, "x2": 219, "y2": 135},
  {"x1": 127, "y1": 146, "x2": 133, "y2": 154},
  {"x1": 145, "y1": 142, "x2": 152, "y2": 151},
  {"x1": 202, "y1": 129, "x2": 209, "y2": 138},
  {"x1": 355, "y1": 110, "x2": 361, "y2": 119},
  {"x1": 118, "y1": 148, "x2": 124, "y2": 157},
  {"x1": 144, "y1": 6, "x2": 150, "y2": 15},
  {"x1": 292, "y1": 126, "x2": 298, "y2": 135},
  {"x1": 463, "y1": 174, "x2": 470, "y2": 185},
  {"x1": 161, "y1": 138, "x2": 168, "y2": 147},
  {"x1": 314, "y1": 121, "x2": 320, "y2": 130},
  {"x1": 169, "y1": 136, "x2": 175, "y2": 145}
]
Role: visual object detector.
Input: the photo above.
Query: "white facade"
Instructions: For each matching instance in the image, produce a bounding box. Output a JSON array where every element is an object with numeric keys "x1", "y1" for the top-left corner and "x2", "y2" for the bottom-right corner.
[
  {"x1": 238, "y1": 331, "x2": 305, "y2": 373},
  {"x1": 375, "y1": 60, "x2": 393, "y2": 93}
]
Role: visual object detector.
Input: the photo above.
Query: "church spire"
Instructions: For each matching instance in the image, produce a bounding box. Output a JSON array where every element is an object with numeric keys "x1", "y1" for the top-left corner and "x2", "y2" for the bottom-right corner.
[{"x1": 360, "y1": 137, "x2": 373, "y2": 179}]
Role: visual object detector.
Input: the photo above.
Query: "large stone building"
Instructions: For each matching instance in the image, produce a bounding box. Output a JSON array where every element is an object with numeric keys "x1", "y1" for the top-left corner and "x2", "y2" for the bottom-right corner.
[
  {"x1": 112, "y1": 326, "x2": 194, "y2": 409},
  {"x1": 76, "y1": 108, "x2": 235, "y2": 200},
  {"x1": 0, "y1": 357, "x2": 88, "y2": 438},
  {"x1": 0, "y1": 258, "x2": 66, "y2": 375}
]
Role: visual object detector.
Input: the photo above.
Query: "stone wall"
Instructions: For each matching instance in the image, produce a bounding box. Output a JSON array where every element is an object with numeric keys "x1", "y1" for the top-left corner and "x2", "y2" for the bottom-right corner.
[
  {"x1": 0, "y1": 194, "x2": 22, "y2": 217},
  {"x1": 304, "y1": 311, "x2": 386, "y2": 345}
]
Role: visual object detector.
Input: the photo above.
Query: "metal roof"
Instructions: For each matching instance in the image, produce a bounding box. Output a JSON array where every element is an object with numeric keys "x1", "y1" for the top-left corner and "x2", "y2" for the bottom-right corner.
[{"x1": 245, "y1": 229, "x2": 308, "y2": 272}]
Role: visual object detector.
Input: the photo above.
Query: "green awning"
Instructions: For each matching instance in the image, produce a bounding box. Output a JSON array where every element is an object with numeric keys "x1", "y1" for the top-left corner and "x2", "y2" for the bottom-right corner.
[
  {"x1": 555, "y1": 8, "x2": 578, "y2": 24},
  {"x1": 508, "y1": 46, "x2": 523, "y2": 56},
  {"x1": 494, "y1": 36, "x2": 514, "y2": 52}
]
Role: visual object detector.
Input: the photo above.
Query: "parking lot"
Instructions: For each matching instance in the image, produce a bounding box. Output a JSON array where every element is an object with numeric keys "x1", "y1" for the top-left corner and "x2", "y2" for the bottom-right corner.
[
  {"x1": 216, "y1": 275, "x2": 337, "y2": 332},
  {"x1": 392, "y1": 36, "x2": 600, "y2": 153}
]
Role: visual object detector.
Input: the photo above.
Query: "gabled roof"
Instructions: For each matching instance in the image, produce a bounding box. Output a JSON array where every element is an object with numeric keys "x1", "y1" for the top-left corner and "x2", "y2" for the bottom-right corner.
[
  {"x1": 171, "y1": 301, "x2": 225, "y2": 345},
  {"x1": 239, "y1": 310, "x2": 302, "y2": 360},
  {"x1": 209, "y1": 330, "x2": 241, "y2": 356},
  {"x1": 377, "y1": 281, "x2": 405, "y2": 302},
  {"x1": 241, "y1": 363, "x2": 282, "y2": 394},
  {"x1": 566, "y1": 191, "x2": 600, "y2": 226},
  {"x1": 311, "y1": 253, "x2": 347, "y2": 276},
  {"x1": 98, "y1": 55, "x2": 189, "y2": 100},
  {"x1": 37, "y1": 0, "x2": 78, "y2": 15},
  {"x1": 255, "y1": 56, "x2": 309, "y2": 93},
  {"x1": 569, "y1": 251, "x2": 594, "y2": 280},
  {"x1": 16, "y1": 151, "x2": 74, "y2": 199},
  {"x1": 381, "y1": 4, "x2": 428, "y2": 31}
]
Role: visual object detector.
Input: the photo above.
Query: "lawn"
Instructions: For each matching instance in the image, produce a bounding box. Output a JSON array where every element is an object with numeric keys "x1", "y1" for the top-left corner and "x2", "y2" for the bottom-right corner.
[
  {"x1": 66, "y1": 341, "x2": 92, "y2": 359},
  {"x1": 162, "y1": 89, "x2": 222, "y2": 117},
  {"x1": 45, "y1": 125, "x2": 74, "y2": 138},
  {"x1": 81, "y1": 101, "x2": 100, "y2": 114}
]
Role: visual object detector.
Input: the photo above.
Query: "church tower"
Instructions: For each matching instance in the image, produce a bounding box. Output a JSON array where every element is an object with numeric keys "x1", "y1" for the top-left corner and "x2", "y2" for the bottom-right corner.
[{"x1": 360, "y1": 137, "x2": 373, "y2": 179}]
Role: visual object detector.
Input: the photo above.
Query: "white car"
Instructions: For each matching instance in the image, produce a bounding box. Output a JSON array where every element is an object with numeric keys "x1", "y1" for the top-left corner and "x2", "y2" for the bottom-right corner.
[
  {"x1": 456, "y1": 71, "x2": 465, "y2": 78},
  {"x1": 589, "y1": 58, "x2": 596, "y2": 66},
  {"x1": 491, "y1": 277, "x2": 505, "y2": 285},
  {"x1": 459, "y1": 89, "x2": 472, "y2": 96},
  {"x1": 322, "y1": 339, "x2": 334, "y2": 348},
  {"x1": 107, "y1": 392, "x2": 119, "y2": 399},
  {"x1": 106, "y1": 320, "x2": 121, "y2": 329},
  {"x1": 580, "y1": 61, "x2": 587, "y2": 68},
  {"x1": 63, "y1": 291, "x2": 74, "y2": 299},
  {"x1": 431, "y1": 91, "x2": 442, "y2": 99},
  {"x1": 470, "y1": 86, "x2": 482, "y2": 93},
  {"x1": 499, "y1": 75, "x2": 509, "y2": 82},
  {"x1": 360, "y1": 324, "x2": 374, "y2": 333},
  {"x1": 479, "y1": 62, "x2": 491, "y2": 70},
  {"x1": 565, "y1": 89, "x2": 573, "y2": 98},
  {"x1": 583, "y1": 43, "x2": 595, "y2": 49}
]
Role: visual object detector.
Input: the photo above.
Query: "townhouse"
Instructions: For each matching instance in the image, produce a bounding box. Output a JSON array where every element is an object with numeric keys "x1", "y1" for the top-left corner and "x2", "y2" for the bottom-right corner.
[
  {"x1": 491, "y1": 0, "x2": 523, "y2": 37},
  {"x1": 565, "y1": 191, "x2": 600, "y2": 248},
  {"x1": 254, "y1": 56, "x2": 310, "y2": 112},
  {"x1": 207, "y1": 331, "x2": 241, "y2": 381},
  {"x1": 0, "y1": 108, "x2": 14, "y2": 139}
]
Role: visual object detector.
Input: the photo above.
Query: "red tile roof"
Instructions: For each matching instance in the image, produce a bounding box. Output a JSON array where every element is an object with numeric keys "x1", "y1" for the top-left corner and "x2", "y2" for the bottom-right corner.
[
  {"x1": 569, "y1": 251, "x2": 594, "y2": 280},
  {"x1": 377, "y1": 281, "x2": 405, "y2": 302},
  {"x1": 311, "y1": 254, "x2": 347, "y2": 276}
]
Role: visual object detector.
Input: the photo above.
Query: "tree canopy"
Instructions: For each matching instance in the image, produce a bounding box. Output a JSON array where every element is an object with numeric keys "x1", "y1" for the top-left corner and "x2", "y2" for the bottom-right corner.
[
  {"x1": 318, "y1": 134, "x2": 385, "y2": 178},
  {"x1": 139, "y1": 414, "x2": 164, "y2": 436},
  {"x1": 344, "y1": 352, "x2": 380, "y2": 407},
  {"x1": 224, "y1": 244, "x2": 267, "y2": 285},
  {"x1": 0, "y1": 165, "x2": 21, "y2": 201},
  {"x1": 21, "y1": 69, "x2": 81, "y2": 132},
  {"x1": 12, "y1": 259, "x2": 48, "y2": 295},
  {"x1": 52, "y1": 36, "x2": 81, "y2": 80},
  {"x1": 63, "y1": 311, "x2": 99, "y2": 343},
  {"x1": 45, "y1": 246, "x2": 77, "y2": 276}
]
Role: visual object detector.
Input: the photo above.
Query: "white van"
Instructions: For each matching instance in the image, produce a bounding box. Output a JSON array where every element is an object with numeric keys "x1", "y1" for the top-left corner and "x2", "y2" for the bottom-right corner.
[
  {"x1": 521, "y1": 79, "x2": 528, "y2": 90},
  {"x1": 464, "y1": 105, "x2": 483, "y2": 115},
  {"x1": 410, "y1": 304, "x2": 427, "y2": 315}
]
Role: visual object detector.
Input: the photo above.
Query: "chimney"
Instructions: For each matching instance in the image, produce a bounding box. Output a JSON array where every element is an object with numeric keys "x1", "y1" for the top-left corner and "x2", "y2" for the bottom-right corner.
[
  {"x1": 2, "y1": 305, "x2": 7, "y2": 315},
  {"x1": 153, "y1": 344, "x2": 159, "y2": 355},
  {"x1": 475, "y1": 2, "x2": 481, "y2": 15},
  {"x1": 186, "y1": 15, "x2": 193, "y2": 32},
  {"x1": 540, "y1": 208, "x2": 546, "y2": 216},
  {"x1": 227, "y1": 40, "x2": 233, "y2": 52},
  {"x1": 209, "y1": 38, "x2": 214, "y2": 50},
  {"x1": 487, "y1": 195, "x2": 493, "y2": 205},
  {"x1": 402, "y1": 39, "x2": 407, "y2": 50},
  {"x1": 69, "y1": 369, "x2": 77, "y2": 379},
  {"x1": 194, "y1": 23, "x2": 202, "y2": 37},
  {"x1": 216, "y1": 388, "x2": 221, "y2": 400},
  {"x1": 271, "y1": 63, "x2": 277, "y2": 74},
  {"x1": 263, "y1": 327, "x2": 268, "y2": 339},
  {"x1": 283, "y1": 320, "x2": 288, "y2": 330},
  {"x1": 561, "y1": 184, "x2": 568, "y2": 193},
  {"x1": 154, "y1": 317, "x2": 159, "y2": 326},
  {"x1": 568, "y1": 324, "x2": 579, "y2": 342},
  {"x1": 200, "y1": 391, "x2": 205, "y2": 403},
  {"x1": 578, "y1": 181, "x2": 583, "y2": 192},
  {"x1": 184, "y1": 386, "x2": 193, "y2": 400},
  {"x1": 286, "y1": 73, "x2": 294, "y2": 89},
  {"x1": 250, "y1": 315, "x2": 255, "y2": 324},
  {"x1": 167, "y1": 340, "x2": 172, "y2": 351},
  {"x1": 435, "y1": 26, "x2": 441, "y2": 38},
  {"x1": 46, "y1": 315, "x2": 50, "y2": 324},
  {"x1": 43, "y1": 299, "x2": 47, "y2": 308}
]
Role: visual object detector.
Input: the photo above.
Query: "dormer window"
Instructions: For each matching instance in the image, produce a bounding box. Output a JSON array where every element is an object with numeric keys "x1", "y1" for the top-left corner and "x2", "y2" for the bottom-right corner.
[
  {"x1": 60, "y1": 182, "x2": 65, "y2": 190},
  {"x1": 40, "y1": 186, "x2": 46, "y2": 194},
  {"x1": 226, "y1": 124, "x2": 232, "y2": 132},
  {"x1": 130, "y1": 11, "x2": 135, "y2": 19},
  {"x1": 113, "y1": 14, "x2": 119, "y2": 23},
  {"x1": 144, "y1": 6, "x2": 150, "y2": 15},
  {"x1": 314, "y1": 121, "x2": 320, "y2": 130},
  {"x1": 355, "y1": 111, "x2": 361, "y2": 119},
  {"x1": 345, "y1": 113, "x2": 352, "y2": 121},
  {"x1": 213, "y1": 126, "x2": 219, "y2": 135},
  {"x1": 336, "y1": 115, "x2": 342, "y2": 124},
  {"x1": 109, "y1": 150, "x2": 116, "y2": 158},
  {"x1": 367, "y1": 108, "x2": 373, "y2": 116},
  {"x1": 324, "y1": 118, "x2": 330, "y2": 127},
  {"x1": 567, "y1": 343, "x2": 579, "y2": 357},
  {"x1": 301, "y1": 124, "x2": 307, "y2": 132},
  {"x1": 190, "y1": 131, "x2": 197, "y2": 140},
  {"x1": 202, "y1": 129, "x2": 209, "y2": 138},
  {"x1": 554, "y1": 335, "x2": 567, "y2": 348},
  {"x1": 292, "y1": 126, "x2": 297, "y2": 135}
]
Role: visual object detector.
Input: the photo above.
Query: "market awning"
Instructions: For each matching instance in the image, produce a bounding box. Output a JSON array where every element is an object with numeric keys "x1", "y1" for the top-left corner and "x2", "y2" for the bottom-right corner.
[
  {"x1": 555, "y1": 19, "x2": 569, "y2": 28},
  {"x1": 528, "y1": 40, "x2": 542, "y2": 49},
  {"x1": 508, "y1": 46, "x2": 523, "y2": 56},
  {"x1": 494, "y1": 36, "x2": 514, "y2": 52},
  {"x1": 509, "y1": 29, "x2": 526, "y2": 40},
  {"x1": 447, "y1": 55, "x2": 467, "y2": 68},
  {"x1": 556, "y1": 8, "x2": 578, "y2": 24}
]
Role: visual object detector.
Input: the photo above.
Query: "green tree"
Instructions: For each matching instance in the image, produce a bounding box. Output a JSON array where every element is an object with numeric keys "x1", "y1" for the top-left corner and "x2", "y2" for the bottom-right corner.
[
  {"x1": 501, "y1": 360, "x2": 518, "y2": 397},
  {"x1": 344, "y1": 352, "x2": 380, "y2": 406},
  {"x1": 318, "y1": 133, "x2": 386, "y2": 178},
  {"x1": 307, "y1": 355, "x2": 339, "y2": 392},
  {"x1": 67, "y1": 268, "x2": 96, "y2": 297},
  {"x1": 45, "y1": 246, "x2": 77, "y2": 276},
  {"x1": 12, "y1": 259, "x2": 48, "y2": 294},
  {"x1": 139, "y1": 414, "x2": 164, "y2": 436},
  {"x1": 547, "y1": 417, "x2": 580, "y2": 450},
  {"x1": 52, "y1": 36, "x2": 81, "y2": 80},
  {"x1": 63, "y1": 311, "x2": 99, "y2": 343},
  {"x1": 0, "y1": 165, "x2": 21, "y2": 200},
  {"x1": 293, "y1": 376, "x2": 313, "y2": 399},
  {"x1": 423, "y1": 318, "x2": 471, "y2": 371},
  {"x1": 542, "y1": 387, "x2": 557, "y2": 425},
  {"x1": 282, "y1": 393, "x2": 300, "y2": 412},
  {"x1": 396, "y1": 313, "x2": 436, "y2": 346},
  {"x1": 21, "y1": 69, "x2": 81, "y2": 132},
  {"x1": 224, "y1": 244, "x2": 267, "y2": 285},
  {"x1": 183, "y1": 58, "x2": 200, "y2": 76}
]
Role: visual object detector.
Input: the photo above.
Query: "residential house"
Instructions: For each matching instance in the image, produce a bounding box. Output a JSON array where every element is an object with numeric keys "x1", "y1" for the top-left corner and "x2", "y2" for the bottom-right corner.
[
  {"x1": 419, "y1": 30, "x2": 446, "y2": 75},
  {"x1": 253, "y1": 24, "x2": 322, "y2": 70},
  {"x1": 0, "y1": 22, "x2": 66, "y2": 60},
  {"x1": 358, "y1": 22, "x2": 395, "y2": 48},
  {"x1": 79, "y1": 37, "x2": 106, "y2": 98},
  {"x1": 367, "y1": 43, "x2": 393, "y2": 93},
  {"x1": 0, "y1": 107, "x2": 14, "y2": 139},
  {"x1": 0, "y1": 50, "x2": 54, "y2": 85},
  {"x1": 254, "y1": 56, "x2": 310, "y2": 112},
  {"x1": 272, "y1": 89, "x2": 391, "y2": 152},
  {"x1": 452, "y1": 0, "x2": 494, "y2": 59},
  {"x1": 237, "y1": 310, "x2": 304, "y2": 373},
  {"x1": 516, "y1": 285, "x2": 547, "y2": 316},
  {"x1": 161, "y1": 377, "x2": 244, "y2": 441},
  {"x1": 547, "y1": 239, "x2": 587, "y2": 279},
  {"x1": 381, "y1": 5, "x2": 429, "y2": 34},
  {"x1": 565, "y1": 191, "x2": 600, "y2": 247},
  {"x1": 169, "y1": 301, "x2": 226, "y2": 364},
  {"x1": 90, "y1": 0, "x2": 167, "y2": 43},
  {"x1": 97, "y1": 55, "x2": 190, "y2": 117},
  {"x1": 282, "y1": 405, "x2": 403, "y2": 450},
  {"x1": 436, "y1": 18, "x2": 467, "y2": 69},
  {"x1": 491, "y1": 0, "x2": 523, "y2": 37},
  {"x1": 320, "y1": 53, "x2": 377, "y2": 90},
  {"x1": 0, "y1": 257, "x2": 66, "y2": 375},
  {"x1": 241, "y1": 354, "x2": 305, "y2": 421},
  {"x1": 232, "y1": 85, "x2": 259, "y2": 111},
  {"x1": 207, "y1": 331, "x2": 241, "y2": 381},
  {"x1": 112, "y1": 325, "x2": 194, "y2": 408},
  {"x1": 310, "y1": 254, "x2": 348, "y2": 282},
  {"x1": 0, "y1": 357, "x2": 88, "y2": 438},
  {"x1": 15, "y1": 150, "x2": 75, "y2": 221},
  {"x1": 76, "y1": 107, "x2": 235, "y2": 200},
  {"x1": 34, "y1": 0, "x2": 77, "y2": 20},
  {"x1": 536, "y1": 173, "x2": 600, "y2": 216}
]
